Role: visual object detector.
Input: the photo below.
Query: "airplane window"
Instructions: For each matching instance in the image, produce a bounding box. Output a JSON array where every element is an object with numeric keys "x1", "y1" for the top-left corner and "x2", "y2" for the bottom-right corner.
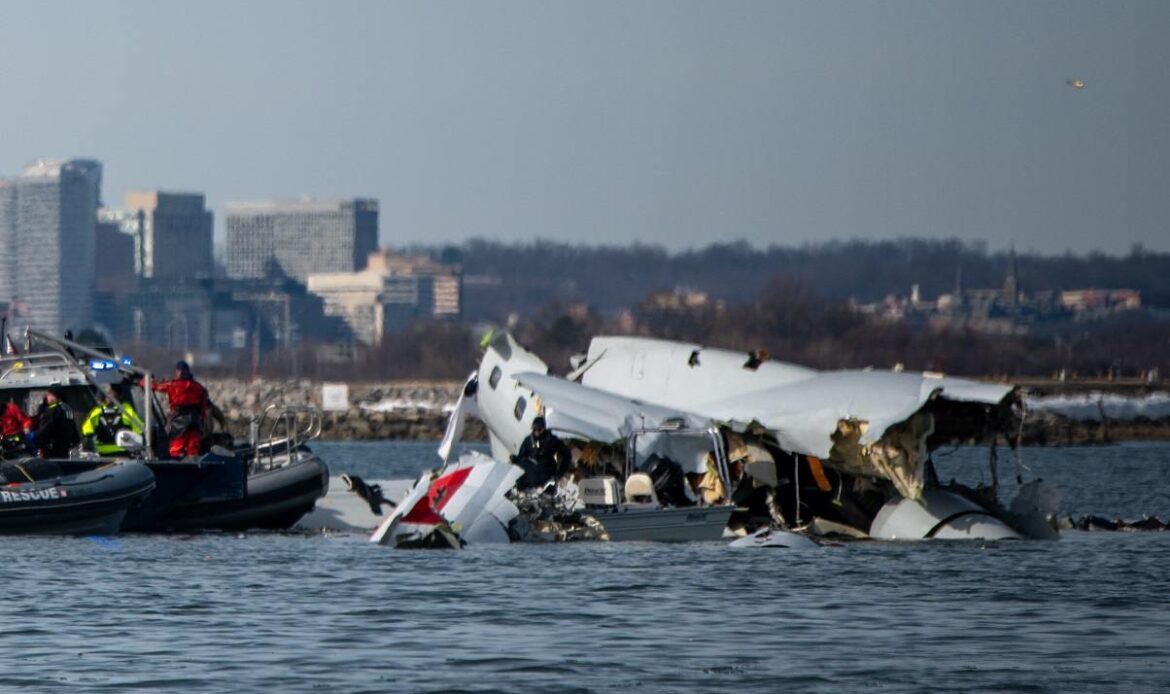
[
  {"x1": 514, "y1": 396, "x2": 526, "y2": 420},
  {"x1": 489, "y1": 332, "x2": 512, "y2": 361},
  {"x1": 489, "y1": 366, "x2": 502, "y2": 389}
]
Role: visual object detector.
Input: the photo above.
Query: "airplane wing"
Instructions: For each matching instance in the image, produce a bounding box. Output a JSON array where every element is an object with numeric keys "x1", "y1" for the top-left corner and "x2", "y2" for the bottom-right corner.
[
  {"x1": 512, "y1": 371, "x2": 711, "y2": 444},
  {"x1": 555, "y1": 334, "x2": 1018, "y2": 499},
  {"x1": 577, "y1": 336, "x2": 1014, "y2": 460}
]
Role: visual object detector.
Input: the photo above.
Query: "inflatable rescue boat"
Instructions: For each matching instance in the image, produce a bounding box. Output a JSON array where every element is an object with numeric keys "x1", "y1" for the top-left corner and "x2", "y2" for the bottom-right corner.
[{"x1": 0, "y1": 459, "x2": 155, "y2": 535}]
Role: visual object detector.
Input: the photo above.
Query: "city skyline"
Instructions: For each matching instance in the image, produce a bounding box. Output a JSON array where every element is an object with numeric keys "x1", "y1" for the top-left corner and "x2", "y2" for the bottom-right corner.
[
  {"x1": 1, "y1": 2, "x2": 1167, "y2": 255},
  {"x1": 1, "y1": 151, "x2": 1166, "y2": 259}
]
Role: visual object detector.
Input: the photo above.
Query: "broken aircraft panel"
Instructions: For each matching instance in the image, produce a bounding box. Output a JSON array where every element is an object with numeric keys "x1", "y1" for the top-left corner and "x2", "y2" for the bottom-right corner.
[
  {"x1": 370, "y1": 452, "x2": 523, "y2": 548},
  {"x1": 576, "y1": 336, "x2": 1019, "y2": 500}
]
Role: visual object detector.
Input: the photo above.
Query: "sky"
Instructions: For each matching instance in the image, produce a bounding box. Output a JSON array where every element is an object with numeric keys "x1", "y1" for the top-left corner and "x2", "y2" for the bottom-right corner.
[{"x1": 0, "y1": 1, "x2": 1167, "y2": 254}]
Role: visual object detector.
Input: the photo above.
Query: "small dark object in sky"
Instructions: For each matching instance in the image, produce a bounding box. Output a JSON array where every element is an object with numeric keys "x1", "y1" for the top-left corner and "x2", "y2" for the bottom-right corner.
[{"x1": 688, "y1": 350, "x2": 700, "y2": 367}]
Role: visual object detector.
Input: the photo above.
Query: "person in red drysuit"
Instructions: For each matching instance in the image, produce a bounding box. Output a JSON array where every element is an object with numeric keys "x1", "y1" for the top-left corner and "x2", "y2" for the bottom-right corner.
[
  {"x1": 152, "y1": 360, "x2": 210, "y2": 458},
  {"x1": 0, "y1": 397, "x2": 31, "y2": 458}
]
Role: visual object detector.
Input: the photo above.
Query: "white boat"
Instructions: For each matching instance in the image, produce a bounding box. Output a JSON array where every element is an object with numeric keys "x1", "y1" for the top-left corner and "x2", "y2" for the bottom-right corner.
[{"x1": 587, "y1": 505, "x2": 733, "y2": 542}]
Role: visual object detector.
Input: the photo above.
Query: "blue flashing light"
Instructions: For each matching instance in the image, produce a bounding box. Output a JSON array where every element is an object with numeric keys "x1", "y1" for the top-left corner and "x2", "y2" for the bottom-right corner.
[
  {"x1": 89, "y1": 359, "x2": 117, "y2": 371},
  {"x1": 120, "y1": 356, "x2": 133, "y2": 366}
]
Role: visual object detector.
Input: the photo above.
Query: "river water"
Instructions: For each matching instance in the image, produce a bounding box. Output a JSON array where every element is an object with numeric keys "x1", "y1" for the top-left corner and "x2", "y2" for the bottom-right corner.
[{"x1": 2, "y1": 441, "x2": 1168, "y2": 693}]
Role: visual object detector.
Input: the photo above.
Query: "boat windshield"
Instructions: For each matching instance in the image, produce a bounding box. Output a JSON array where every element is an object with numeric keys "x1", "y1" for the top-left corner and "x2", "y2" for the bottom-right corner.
[{"x1": 0, "y1": 384, "x2": 102, "y2": 444}]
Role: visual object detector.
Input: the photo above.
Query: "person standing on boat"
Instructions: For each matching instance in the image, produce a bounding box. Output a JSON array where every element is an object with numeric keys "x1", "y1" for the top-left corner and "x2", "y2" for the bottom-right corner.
[
  {"x1": 513, "y1": 416, "x2": 571, "y2": 489},
  {"x1": 81, "y1": 386, "x2": 146, "y2": 456},
  {"x1": 0, "y1": 397, "x2": 31, "y2": 458},
  {"x1": 151, "y1": 360, "x2": 209, "y2": 459},
  {"x1": 34, "y1": 386, "x2": 80, "y2": 459}
]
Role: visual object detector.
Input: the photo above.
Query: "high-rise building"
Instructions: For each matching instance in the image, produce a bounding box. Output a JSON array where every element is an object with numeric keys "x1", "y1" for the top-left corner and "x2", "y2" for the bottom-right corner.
[
  {"x1": 92, "y1": 214, "x2": 137, "y2": 339},
  {"x1": 225, "y1": 198, "x2": 378, "y2": 282},
  {"x1": 0, "y1": 181, "x2": 16, "y2": 305},
  {"x1": 9, "y1": 159, "x2": 101, "y2": 334},
  {"x1": 102, "y1": 191, "x2": 213, "y2": 279}
]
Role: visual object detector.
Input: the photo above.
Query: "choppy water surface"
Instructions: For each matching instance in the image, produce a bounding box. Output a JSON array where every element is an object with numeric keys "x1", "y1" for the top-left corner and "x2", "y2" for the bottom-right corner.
[{"x1": 2, "y1": 442, "x2": 1168, "y2": 693}]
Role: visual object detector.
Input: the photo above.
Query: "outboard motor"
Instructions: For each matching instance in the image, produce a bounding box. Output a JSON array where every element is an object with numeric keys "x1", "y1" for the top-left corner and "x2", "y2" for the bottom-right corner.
[{"x1": 645, "y1": 455, "x2": 693, "y2": 507}]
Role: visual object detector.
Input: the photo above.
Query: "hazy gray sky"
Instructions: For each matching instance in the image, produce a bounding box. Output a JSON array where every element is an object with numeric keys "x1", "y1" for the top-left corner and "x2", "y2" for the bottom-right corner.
[{"x1": 1, "y1": 1, "x2": 1167, "y2": 253}]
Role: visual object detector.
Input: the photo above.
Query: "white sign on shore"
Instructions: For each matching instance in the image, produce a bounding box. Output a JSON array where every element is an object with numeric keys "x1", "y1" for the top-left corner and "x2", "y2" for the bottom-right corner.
[{"x1": 321, "y1": 383, "x2": 350, "y2": 412}]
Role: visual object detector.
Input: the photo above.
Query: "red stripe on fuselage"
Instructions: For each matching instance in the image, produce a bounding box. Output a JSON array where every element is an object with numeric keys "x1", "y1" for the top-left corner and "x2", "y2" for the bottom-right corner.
[
  {"x1": 399, "y1": 466, "x2": 474, "y2": 525},
  {"x1": 429, "y1": 466, "x2": 473, "y2": 512}
]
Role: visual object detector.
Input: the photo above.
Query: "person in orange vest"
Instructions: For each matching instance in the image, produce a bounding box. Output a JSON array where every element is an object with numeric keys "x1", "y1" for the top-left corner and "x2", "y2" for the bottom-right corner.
[{"x1": 151, "y1": 361, "x2": 210, "y2": 459}]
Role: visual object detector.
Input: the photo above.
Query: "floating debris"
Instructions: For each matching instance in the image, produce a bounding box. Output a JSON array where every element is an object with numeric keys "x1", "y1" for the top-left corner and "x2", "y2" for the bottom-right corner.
[{"x1": 1067, "y1": 515, "x2": 1167, "y2": 532}]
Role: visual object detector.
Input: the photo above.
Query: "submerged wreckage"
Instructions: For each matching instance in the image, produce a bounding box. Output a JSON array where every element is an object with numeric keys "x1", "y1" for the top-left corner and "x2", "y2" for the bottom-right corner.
[{"x1": 366, "y1": 332, "x2": 1058, "y2": 548}]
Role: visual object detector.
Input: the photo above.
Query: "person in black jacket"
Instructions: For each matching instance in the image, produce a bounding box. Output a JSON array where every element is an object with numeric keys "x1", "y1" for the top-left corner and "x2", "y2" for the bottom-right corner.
[
  {"x1": 35, "y1": 386, "x2": 80, "y2": 459},
  {"x1": 513, "y1": 416, "x2": 572, "y2": 490}
]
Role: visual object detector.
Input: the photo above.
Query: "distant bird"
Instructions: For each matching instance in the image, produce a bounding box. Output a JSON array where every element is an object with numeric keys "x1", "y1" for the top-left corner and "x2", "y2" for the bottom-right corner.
[{"x1": 1066, "y1": 78, "x2": 1086, "y2": 89}]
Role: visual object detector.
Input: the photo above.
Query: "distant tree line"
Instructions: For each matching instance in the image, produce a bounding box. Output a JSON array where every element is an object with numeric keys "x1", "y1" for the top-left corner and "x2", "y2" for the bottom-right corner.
[
  {"x1": 504, "y1": 277, "x2": 1170, "y2": 380},
  {"x1": 411, "y1": 238, "x2": 1170, "y2": 323}
]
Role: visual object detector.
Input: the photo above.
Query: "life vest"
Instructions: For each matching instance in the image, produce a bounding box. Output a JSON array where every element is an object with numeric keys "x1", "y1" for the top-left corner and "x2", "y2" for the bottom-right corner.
[{"x1": 82, "y1": 402, "x2": 144, "y2": 455}]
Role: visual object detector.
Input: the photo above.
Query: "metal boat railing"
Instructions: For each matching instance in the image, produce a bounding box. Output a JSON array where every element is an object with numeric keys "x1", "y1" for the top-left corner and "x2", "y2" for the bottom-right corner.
[
  {"x1": 248, "y1": 404, "x2": 323, "y2": 472},
  {"x1": 20, "y1": 330, "x2": 328, "y2": 471},
  {"x1": 0, "y1": 352, "x2": 81, "y2": 384}
]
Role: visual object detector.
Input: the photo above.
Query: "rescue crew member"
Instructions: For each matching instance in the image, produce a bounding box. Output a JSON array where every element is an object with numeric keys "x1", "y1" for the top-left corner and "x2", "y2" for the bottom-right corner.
[
  {"x1": 81, "y1": 385, "x2": 145, "y2": 455},
  {"x1": 0, "y1": 397, "x2": 30, "y2": 458},
  {"x1": 151, "y1": 360, "x2": 210, "y2": 458},
  {"x1": 513, "y1": 416, "x2": 571, "y2": 489},
  {"x1": 35, "y1": 386, "x2": 80, "y2": 459}
]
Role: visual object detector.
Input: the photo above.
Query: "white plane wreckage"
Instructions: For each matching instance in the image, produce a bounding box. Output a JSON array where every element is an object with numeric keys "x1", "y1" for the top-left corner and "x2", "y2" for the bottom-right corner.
[{"x1": 369, "y1": 331, "x2": 1058, "y2": 548}]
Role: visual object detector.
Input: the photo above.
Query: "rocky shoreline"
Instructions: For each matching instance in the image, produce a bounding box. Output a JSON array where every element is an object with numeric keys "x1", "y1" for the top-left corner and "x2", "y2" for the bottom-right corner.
[
  {"x1": 204, "y1": 378, "x2": 486, "y2": 443},
  {"x1": 202, "y1": 378, "x2": 1170, "y2": 446},
  {"x1": 1019, "y1": 409, "x2": 1170, "y2": 446}
]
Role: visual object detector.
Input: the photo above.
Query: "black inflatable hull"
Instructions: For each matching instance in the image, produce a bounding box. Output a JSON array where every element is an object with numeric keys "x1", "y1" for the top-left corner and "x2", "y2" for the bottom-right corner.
[
  {"x1": 121, "y1": 452, "x2": 249, "y2": 531},
  {"x1": 133, "y1": 454, "x2": 329, "y2": 532},
  {"x1": 0, "y1": 461, "x2": 156, "y2": 535}
]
